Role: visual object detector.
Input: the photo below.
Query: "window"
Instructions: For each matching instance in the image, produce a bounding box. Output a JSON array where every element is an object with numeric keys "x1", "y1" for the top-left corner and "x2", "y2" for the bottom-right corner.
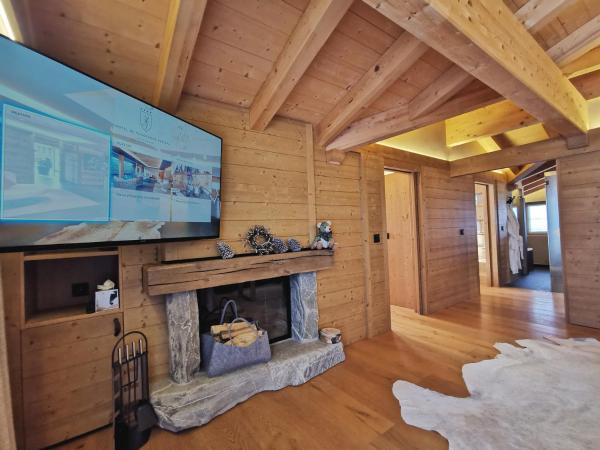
[{"x1": 526, "y1": 203, "x2": 548, "y2": 233}]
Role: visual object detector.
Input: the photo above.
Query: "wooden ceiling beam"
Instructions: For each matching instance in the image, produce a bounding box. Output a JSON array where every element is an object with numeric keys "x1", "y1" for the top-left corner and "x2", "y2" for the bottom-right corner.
[
  {"x1": 249, "y1": 0, "x2": 352, "y2": 131},
  {"x1": 548, "y1": 14, "x2": 600, "y2": 68},
  {"x1": 450, "y1": 128, "x2": 600, "y2": 177},
  {"x1": 361, "y1": 0, "x2": 588, "y2": 139},
  {"x1": 490, "y1": 133, "x2": 514, "y2": 150},
  {"x1": 515, "y1": 0, "x2": 576, "y2": 33},
  {"x1": 404, "y1": 0, "x2": 571, "y2": 122},
  {"x1": 523, "y1": 179, "x2": 547, "y2": 196},
  {"x1": 153, "y1": 0, "x2": 207, "y2": 113},
  {"x1": 561, "y1": 47, "x2": 600, "y2": 79},
  {"x1": 0, "y1": 0, "x2": 24, "y2": 42},
  {"x1": 446, "y1": 100, "x2": 538, "y2": 147},
  {"x1": 325, "y1": 84, "x2": 500, "y2": 151},
  {"x1": 509, "y1": 160, "x2": 553, "y2": 184},
  {"x1": 325, "y1": 0, "x2": 589, "y2": 153},
  {"x1": 316, "y1": 32, "x2": 428, "y2": 147},
  {"x1": 408, "y1": 65, "x2": 473, "y2": 120}
]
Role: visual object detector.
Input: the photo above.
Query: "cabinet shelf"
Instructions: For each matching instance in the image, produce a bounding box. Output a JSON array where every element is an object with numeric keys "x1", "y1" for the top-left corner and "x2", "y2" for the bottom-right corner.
[
  {"x1": 24, "y1": 249, "x2": 119, "y2": 261},
  {"x1": 24, "y1": 305, "x2": 122, "y2": 329}
]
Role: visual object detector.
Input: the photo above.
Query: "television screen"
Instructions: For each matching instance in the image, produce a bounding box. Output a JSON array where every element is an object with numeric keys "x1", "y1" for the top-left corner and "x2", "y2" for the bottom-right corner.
[{"x1": 0, "y1": 35, "x2": 222, "y2": 251}]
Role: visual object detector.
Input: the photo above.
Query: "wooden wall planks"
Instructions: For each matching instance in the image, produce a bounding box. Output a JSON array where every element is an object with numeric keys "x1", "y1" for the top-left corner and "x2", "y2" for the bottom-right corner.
[
  {"x1": 315, "y1": 145, "x2": 368, "y2": 343},
  {"x1": 364, "y1": 144, "x2": 481, "y2": 315},
  {"x1": 557, "y1": 151, "x2": 600, "y2": 328}
]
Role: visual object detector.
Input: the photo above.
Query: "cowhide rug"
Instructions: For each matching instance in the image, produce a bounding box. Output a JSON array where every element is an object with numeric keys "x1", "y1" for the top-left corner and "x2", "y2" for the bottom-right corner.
[{"x1": 393, "y1": 337, "x2": 600, "y2": 450}]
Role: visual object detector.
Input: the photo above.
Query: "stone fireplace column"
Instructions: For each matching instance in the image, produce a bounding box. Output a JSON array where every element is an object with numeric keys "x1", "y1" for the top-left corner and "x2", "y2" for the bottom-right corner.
[
  {"x1": 165, "y1": 290, "x2": 201, "y2": 384},
  {"x1": 290, "y1": 272, "x2": 319, "y2": 342}
]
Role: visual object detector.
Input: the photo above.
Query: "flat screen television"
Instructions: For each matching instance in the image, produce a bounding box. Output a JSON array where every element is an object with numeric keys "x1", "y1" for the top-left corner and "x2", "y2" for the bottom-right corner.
[{"x1": 0, "y1": 35, "x2": 222, "y2": 251}]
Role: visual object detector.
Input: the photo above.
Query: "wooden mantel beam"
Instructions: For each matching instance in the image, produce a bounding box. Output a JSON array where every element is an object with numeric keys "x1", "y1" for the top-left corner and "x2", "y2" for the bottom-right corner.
[
  {"x1": 316, "y1": 32, "x2": 428, "y2": 147},
  {"x1": 249, "y1": 0, "x2": 353, "y2": 131},
  {"x1": 361, "y1": 0, "x2": 588, "y2": 139},
  {"x1": 450, "y1": 128, "x2": 600, "y2": 177},
  {"x1": 153, "y1": 0, "x2": 207, "y2": 113}
]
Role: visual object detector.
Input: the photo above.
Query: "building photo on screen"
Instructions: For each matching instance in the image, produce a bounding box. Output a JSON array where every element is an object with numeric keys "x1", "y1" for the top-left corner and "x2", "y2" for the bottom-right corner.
[{"x1": 0, "y1": 35, "x2": 222, "y2": 250}]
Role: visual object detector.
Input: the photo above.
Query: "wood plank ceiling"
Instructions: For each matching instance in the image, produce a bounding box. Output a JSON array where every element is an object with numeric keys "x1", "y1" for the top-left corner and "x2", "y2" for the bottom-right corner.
[{"x1": 9, "y1": 0, "x2": 600, "y2": 163}]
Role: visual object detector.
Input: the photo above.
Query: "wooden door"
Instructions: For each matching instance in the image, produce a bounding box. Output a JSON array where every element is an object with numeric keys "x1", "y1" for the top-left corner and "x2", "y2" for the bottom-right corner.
[
  {"x1": 475, "y1": 183, "x2": 492, "y2": 287},
  {"x1": 21, "y1": 312, "x2": 122, "y2": 450},
  {"x1": 385, "y1": 171, "x2": 420, "y2": 310}
]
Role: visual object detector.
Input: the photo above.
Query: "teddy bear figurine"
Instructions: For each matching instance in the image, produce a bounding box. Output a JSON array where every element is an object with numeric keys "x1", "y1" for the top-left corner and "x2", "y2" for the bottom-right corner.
[{"x1": 311, "y1": 221, "x2": 336, "y2": 250}]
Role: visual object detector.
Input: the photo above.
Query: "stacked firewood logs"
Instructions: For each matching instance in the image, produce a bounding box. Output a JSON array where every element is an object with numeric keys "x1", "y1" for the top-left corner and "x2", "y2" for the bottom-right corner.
[{"x1": 209, "y1": 321, "x2": 264, "y2": 347}]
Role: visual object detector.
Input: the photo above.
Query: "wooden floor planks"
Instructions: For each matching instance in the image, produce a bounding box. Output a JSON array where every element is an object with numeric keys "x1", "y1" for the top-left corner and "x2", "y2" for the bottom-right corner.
[{"x1": 54, "y1": 286, "x2": 600, "y2": 450}]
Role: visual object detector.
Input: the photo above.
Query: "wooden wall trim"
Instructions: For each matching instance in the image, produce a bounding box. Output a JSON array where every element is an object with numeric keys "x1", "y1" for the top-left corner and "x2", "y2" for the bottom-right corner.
[
  {"x1": 450, "y1": 128, "x2": 600, "y2": 177},
  {"x1": 306, "y1": 124, "x2": 317, "y2": 242},
  {"x1": 0, "y1": 254, "x2": 23, "y2": 449},
  {"x1": 0, "y1": 265, "x2": 16, "y2": 450},
  {"x1": 359, "y1": 152, "x2": 373, "y2": 337}
]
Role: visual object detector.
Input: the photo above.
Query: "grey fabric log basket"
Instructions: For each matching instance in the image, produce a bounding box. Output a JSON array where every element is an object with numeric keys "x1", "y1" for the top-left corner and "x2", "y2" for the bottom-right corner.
[{"x1": 201, "y1": 300, "x2": 272, "y2": 377}]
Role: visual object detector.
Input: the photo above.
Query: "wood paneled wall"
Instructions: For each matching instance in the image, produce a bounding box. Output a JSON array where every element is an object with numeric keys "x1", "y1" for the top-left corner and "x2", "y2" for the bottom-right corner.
[
  {"x1": 360, "y1": 151, "x2": 390, "y2": 337},
  {"x1": 120, "y1": 97, "x2": 372, "y2": 381},
  {"x1": 362, "y1": 144, "x2": 480, "y2": 314},
  {"x1": 314, "y1": 148, "x2": 368, "y2": 343},
  {"x1": 557, "y1": 152, "x2": 600, "y2": 328}
]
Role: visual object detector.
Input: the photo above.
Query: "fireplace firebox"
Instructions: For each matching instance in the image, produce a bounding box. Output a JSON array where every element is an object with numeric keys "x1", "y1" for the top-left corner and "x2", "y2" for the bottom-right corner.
[{"x1": 197, "y1": 276, "x2": 292, "y2": 343}]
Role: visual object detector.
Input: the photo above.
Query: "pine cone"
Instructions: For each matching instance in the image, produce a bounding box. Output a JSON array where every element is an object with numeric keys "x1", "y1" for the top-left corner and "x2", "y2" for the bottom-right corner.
[
  {"x1": 272, "y1": 238, "x2": 288, "y2": 254},
  {"x1": 216, "y1": 241, "x2": 235, "y2": 259},
  {"x1": 287, "y1": 238, "x2": 302, "y2": 252}
]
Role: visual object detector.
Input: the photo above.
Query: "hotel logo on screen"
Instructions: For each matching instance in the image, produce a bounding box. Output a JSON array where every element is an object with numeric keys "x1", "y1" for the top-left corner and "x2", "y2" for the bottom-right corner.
[{"x1": 139, "y1": 106, "x2": 153, "y2": 132}]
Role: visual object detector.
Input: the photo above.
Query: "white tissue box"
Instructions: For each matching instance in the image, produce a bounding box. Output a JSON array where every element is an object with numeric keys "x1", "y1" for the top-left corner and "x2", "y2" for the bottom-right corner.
[{"x1": 95, "y1": 288, "x2": 119, "y2": 311}]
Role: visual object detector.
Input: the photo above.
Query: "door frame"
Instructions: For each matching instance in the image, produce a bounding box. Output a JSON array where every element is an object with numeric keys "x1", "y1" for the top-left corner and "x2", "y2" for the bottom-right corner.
[
  {"x1": 383, "y1": 167, "x2": 424, "y2": 314},
  {"x1": 475, "y1": 182, "x2": 494, "y2": 287}
]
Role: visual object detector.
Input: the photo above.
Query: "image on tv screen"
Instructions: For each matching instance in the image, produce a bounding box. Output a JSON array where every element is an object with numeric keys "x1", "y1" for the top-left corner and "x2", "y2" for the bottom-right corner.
[{"x1": 0, "y1": 36, "x2": 222, "y2": 250}]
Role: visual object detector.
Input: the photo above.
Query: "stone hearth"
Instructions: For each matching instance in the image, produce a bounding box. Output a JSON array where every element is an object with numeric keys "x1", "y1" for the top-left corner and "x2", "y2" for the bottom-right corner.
[
  {"x1": 152, "y1": 270, "x2": 345, "y2": 431},
  {"x1": 152, "y1": 339, "x2": 344, "y2": 431}
]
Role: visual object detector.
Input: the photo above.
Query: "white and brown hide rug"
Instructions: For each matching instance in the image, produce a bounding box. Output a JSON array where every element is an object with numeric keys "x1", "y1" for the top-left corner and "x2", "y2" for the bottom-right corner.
[{"x1": 393, "y1": 337, "x2": 600, "y2": 450}]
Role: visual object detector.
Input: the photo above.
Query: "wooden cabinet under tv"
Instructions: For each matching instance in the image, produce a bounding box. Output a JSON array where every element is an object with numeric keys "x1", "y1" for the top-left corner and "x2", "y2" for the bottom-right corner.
[{"x1": 0, "y1": 248, "x2": 125, "y2": 450}]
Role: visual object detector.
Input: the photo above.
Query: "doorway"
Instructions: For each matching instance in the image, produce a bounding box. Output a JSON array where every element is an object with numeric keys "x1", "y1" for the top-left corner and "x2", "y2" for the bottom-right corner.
[
  {"x1": 384, "y1": 169, "x2": 420, "y2": 312},
  {"x1": 475, "y1": 183, "x2": 492, "y2": 287}
]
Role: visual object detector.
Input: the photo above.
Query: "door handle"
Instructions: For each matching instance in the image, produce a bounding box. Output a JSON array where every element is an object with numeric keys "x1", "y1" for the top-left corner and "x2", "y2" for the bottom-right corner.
[{"x1": 113, "y1": 318, "x2": 122, "y2": 337}]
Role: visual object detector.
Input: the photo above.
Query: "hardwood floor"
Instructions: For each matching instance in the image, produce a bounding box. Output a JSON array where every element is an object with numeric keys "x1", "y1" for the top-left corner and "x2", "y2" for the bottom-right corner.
[{"x1": 54, "y1": 287, "x2": 600, "y2": 450}]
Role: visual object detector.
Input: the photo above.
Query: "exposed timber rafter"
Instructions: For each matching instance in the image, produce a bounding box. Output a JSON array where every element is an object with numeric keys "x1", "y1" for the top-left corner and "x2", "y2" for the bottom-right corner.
[
  {"x1": 152, "y1": 0, "x2": 207, "y2": 113},
  {"x1": 547, "y1": 14, "x2": 600, "y2": 67},
  {"x1": 408, "y1": 65, "x2": 473, "y2": 120},
  {"x1": 514, "y1": 0, "x2": 576, "y2": 33},
  {"x1": 249, "y1": 0, "x2": 353, "y2": 131},
  {"x1": 407, "y1": 0, "x2": 573, "y2": 122},
  {"x1": 446, "y1": 100, "x2": 538, "y2": 147},
  {"x1": 326, "y1": 84, "x2": 500, "y2": 152},
  {"x1": 359, "y1": 0, "x2": 588, "y2": 139},
  {"x1": 316, "y1": 32, "x2": 428, "y2": 147},
  {"x1": 450, "y1": 128, "x2": 600, "y2": 177},
  {"x1": 0, "y1": 0, "x2": 23, "y2": 42},
  {"x1": 509, "y1": 160, "x2": 555, "y2": 184}
]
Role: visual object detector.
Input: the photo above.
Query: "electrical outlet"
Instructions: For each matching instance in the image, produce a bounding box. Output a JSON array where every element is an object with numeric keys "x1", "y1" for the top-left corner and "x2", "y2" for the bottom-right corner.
[
  {"x1": 72, "y1": 282, "x2": 90, "y2": 297},
  {"x1": 459, "y1": 229, "x2": 465, "y2": 235},
  {"x1": 373, "y1": 234, "x2": 381, "y2": 243}
]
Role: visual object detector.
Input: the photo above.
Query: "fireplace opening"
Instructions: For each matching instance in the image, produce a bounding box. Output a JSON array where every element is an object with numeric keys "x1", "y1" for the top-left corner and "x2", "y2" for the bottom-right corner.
[{"x1": 197, "y1": 276, "x2": 291, "y2": 343}]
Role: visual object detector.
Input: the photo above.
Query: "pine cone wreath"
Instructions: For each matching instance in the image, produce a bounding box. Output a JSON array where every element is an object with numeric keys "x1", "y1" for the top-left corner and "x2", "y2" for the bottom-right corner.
[
  {"x1": 272, "y1": 238, "x2": 288, "y2": 254},
  {"x1": 216, "y1": 241, "x2": 235, "y2": 259},
  {"x1": 246, "y1": 225, "x2": 274, "y2": 255},
  {"x1": 287, "y1": 238, "x2": 302, "y2": 252}
]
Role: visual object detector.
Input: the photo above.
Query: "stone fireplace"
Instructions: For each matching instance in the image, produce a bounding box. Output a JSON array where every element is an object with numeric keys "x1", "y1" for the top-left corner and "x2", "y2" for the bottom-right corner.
[
  {"x1": 145, "y1": 251, "x2": 344, "y2": 432},
  {"x1": 197, "y1": 275, "x2": 292, "y2": 343}
]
